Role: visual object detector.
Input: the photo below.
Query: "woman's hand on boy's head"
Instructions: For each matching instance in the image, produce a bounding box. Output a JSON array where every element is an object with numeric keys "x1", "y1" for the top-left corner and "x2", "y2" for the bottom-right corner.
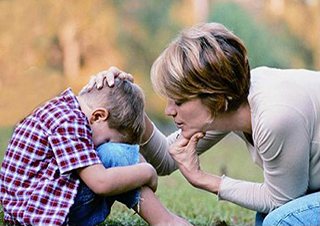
[{"x1": 82, "y1": 67, "x2": 134, "y2": 92}]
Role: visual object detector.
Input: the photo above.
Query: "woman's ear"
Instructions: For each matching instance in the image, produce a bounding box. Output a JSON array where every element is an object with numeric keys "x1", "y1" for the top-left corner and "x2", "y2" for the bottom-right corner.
[{"x1": 89, "y1": 108, "x2": 109, "y2": 124}]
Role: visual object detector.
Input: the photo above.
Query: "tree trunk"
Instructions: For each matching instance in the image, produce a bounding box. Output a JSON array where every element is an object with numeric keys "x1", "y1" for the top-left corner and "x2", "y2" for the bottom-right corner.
[
  {"x1": 193, "y1": 0, "x2": 209, "y2": 23},
  {"x1": 59, "y1": 22, "x2": 80, "y2": 80}
]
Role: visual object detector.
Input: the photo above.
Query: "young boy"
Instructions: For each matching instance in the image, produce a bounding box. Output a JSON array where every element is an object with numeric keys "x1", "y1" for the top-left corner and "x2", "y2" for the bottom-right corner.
[{"x1": 0, "y1": 78, "x2": 190, "y2": 225}]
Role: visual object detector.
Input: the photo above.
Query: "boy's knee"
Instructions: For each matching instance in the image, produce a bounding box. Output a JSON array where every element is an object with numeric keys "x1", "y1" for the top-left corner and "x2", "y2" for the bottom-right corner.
[{"x1": 97, "y1": 143, "x2": 140, "y2": 168}]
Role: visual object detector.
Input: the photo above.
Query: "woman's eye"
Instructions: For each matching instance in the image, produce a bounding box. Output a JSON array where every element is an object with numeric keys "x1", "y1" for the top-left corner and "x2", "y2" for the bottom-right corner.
[{"x1": 175, "y1": 101, "x2": 183, "y2": 106}]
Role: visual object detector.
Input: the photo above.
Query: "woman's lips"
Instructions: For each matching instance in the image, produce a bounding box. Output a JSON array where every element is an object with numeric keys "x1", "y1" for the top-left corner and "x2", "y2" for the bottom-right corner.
[{"x1": 175, "y1": 121, "x2": 183, "y2": 128}]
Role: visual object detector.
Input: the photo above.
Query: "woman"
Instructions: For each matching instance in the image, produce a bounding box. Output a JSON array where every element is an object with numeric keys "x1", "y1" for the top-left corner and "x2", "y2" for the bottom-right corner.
[{"x1": 85, "y1": 23, "x2": 320, "y2": 225}]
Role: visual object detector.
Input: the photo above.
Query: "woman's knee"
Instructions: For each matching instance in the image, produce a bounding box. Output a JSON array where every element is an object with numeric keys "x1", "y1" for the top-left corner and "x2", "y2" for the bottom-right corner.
[{"x1": 262, "y1": 192, "x2": 320, "y2": 226}]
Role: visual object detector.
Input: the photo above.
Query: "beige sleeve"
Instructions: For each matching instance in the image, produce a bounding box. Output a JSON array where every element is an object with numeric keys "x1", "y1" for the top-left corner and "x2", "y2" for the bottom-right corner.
[
  {"x1": 140, "y1": 124, "x2": 228, "y2": 176},
  {"x1": 139, "y1": 125, "x2": 179, "y2": 175},
  {"x1": 218, "y1": 105, "x2": 310, "y2": 213}
]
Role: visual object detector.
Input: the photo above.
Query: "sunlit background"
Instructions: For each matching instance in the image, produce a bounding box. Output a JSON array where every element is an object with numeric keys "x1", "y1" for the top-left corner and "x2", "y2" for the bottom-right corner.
[
  {"x1": 0, "y1": 1, "x2": 319, "y2": 224},
  {"x1": 0, "y1": 0, "x2": 319, "y2": 128}
]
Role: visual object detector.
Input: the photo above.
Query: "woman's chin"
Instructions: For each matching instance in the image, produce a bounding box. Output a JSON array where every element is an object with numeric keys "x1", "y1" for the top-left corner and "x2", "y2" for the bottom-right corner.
[
  {"x1": 181, "y1": 130, "x2": 201, "y2": 139},
  {"x1": 181, "y1": 133, "x2": 192, "y2": 139}
]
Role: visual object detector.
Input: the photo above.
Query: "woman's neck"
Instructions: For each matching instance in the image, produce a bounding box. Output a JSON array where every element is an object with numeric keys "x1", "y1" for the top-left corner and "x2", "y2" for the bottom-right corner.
[{"x1": 209, "y1": 102, "x2": 252, "y2": 134}]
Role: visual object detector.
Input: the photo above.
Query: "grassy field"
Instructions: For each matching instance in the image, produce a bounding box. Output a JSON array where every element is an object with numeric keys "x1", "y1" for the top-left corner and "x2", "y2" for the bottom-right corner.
[{"x1": 0, "y1": 126, "x2": 263, "y2": 225}]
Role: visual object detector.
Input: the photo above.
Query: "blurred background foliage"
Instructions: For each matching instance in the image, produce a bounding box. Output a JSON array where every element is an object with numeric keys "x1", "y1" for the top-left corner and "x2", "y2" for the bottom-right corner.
[
  {"x1": 0, "y1": 0, "x2": 318, "y2": 129},
  {"x1": 0, "y1": 1, "x2": 319, "y2": 224}
]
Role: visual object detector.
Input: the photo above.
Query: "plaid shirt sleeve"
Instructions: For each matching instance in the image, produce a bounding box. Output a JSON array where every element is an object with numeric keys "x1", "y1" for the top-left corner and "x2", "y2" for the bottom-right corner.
[{"x1": 49, "y1": 120, "x2": 101, "y2": 174}]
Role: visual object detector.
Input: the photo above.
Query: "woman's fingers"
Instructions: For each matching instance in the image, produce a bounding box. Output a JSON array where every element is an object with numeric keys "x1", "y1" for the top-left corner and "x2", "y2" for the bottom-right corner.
[
  {"x1": 97, "y1": 66, "x2": 123, "y2": 88},
  {"x1": 95, "y1": 70, "x2": 108, "y2": 89},
  {"x1": 82, "y1": 71, "x2": 108, "y2": 92},
  {"x1": 186, "y1": 132, "x2": 205, "y2": 150},
  {"x1": 105, "y1": 67, "x2": 134, "y2": 86},
  {"x1": 82, "y1": 67, "x2": 134, "y2": 93},
  {"x1": 173, "y1": 132, "x2": 204, "y2": 150},
  {"x1": 82, "y1": 67, "x2": 134, "y2": 91},
  {"x1": 168, "y1": 132, "x2": 204, "y2": 185},
  {"x1": 174, "y1": 135, "x2": 189, "y2": 148},
  {"x1": 120, "y1": 72, "x2": 134, "y2": 83},
  {"x1": 105, "y1": 67, "x2": 121, "y2": 87},
  {"x1": 80, "y1": 75, "x2": 96, "y2": 94}
]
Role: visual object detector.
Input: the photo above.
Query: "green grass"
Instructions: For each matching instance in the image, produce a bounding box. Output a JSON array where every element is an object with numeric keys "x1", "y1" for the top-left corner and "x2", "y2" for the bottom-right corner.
[
  {"x1": 0, "y1": 127, "x2": 263, "y2": 225},
  {"x1": 104, "y1": 134, "x2": 263, "y2": 226},
  {"x1": 0, "y1": 127, "x2": 13, "y2": 163}
]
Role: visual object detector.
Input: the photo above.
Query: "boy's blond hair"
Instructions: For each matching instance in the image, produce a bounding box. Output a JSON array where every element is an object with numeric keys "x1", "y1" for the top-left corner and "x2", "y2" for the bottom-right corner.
[{"x1": 80, "y1": 79, "x2": 145, "y2": 144}]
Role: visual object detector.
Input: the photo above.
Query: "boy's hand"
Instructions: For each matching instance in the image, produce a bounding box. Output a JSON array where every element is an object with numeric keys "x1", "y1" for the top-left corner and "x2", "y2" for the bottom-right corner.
[
  {"x1": 82, "y1": 67, "x2": 134, "y2": 92},
  {"x1": 142, "y1": 163, "x2": 158, "y2": 192},
  {"x1": 139, "y1": 154, "x2": 158, "y2": 192}
]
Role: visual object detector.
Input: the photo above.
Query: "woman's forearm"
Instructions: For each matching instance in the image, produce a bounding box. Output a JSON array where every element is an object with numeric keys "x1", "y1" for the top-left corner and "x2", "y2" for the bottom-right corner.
[
  {"x1": 192, "y1": 171, "x2": 221, "y2": 194},
  {"x1": 218, "y1": 177, "x2": 278, "y2": 213},
  {"x1": 140, "y1": 115, "x2": 179, "y2": 175}
]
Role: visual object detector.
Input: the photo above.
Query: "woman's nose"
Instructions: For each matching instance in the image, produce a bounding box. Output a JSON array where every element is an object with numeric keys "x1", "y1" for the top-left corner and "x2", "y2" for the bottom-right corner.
[{"x1": 165, "y1": 100, "x2": 176, "y2": 116}]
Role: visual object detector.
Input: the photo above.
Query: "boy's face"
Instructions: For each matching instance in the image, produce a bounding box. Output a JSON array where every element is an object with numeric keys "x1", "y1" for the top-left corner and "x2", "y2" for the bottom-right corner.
[{"x1": 89, "y1": 108, "x2": 123, "y2": 146}]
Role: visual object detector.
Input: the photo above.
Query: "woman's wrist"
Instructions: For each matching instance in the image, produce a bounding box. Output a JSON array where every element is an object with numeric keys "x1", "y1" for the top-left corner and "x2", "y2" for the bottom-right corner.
[{"x1": 192, "y1": 171, "x2": 221, "y2": 194}]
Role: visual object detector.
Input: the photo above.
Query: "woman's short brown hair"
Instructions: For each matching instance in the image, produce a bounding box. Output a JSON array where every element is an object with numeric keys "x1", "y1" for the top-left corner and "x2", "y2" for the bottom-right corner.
[{"x1": 151, "y1": 22, "x2": 251, "y2": 116}]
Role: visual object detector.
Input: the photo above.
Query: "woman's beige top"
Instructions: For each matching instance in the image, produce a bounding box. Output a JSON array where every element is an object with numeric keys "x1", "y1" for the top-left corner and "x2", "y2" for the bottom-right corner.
[{"x1": 140, "y1": 67, "x2": 320, "y2": 213}]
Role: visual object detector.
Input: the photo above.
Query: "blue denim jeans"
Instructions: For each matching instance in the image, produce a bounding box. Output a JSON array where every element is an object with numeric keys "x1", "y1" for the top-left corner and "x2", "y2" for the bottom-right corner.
[
  {"x1": 68, "y1": 143, "x2": 141, "y2": 226},
  {"x1": 255, "y1": 191, "x2": 320, "y2": 226}
]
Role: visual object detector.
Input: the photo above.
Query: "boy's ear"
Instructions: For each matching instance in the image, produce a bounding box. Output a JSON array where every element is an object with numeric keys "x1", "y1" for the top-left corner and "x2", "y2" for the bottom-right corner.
[{"x1": 89, "y1": 108, "x2": 109, "y2": 124}]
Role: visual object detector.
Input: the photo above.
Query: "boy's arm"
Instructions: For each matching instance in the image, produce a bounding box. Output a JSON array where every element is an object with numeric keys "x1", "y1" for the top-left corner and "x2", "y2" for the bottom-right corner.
[{"x1": 77, "y1": 163, "x2": 157, "y2": 196}]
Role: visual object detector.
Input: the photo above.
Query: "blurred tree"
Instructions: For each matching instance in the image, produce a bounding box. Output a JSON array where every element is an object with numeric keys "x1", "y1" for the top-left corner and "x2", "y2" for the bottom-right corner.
[
  {"x1": 110, "y1": 0, "x2": 183, "y2": 128},
  {"x1": 193, "y1": 0, "x2": 210, "y2": 22},
  {"x1": 111, "y1": 0, "x2": 181, "y2": 77},
  {"x1": 0, "y1": 0, "x2": 315, "y2": 128},
  {"x1": 264, "y1": 0, "x2": 316, "y2": 69},
  {"x1": 0, "y1": 0, "x2": 123, "y2": 125},
  {"x1": 59, "y1": 21, "x2": 80, "y2": 79},
  {"x1": 0, "y1": 0, "x2": 123, "y2": 81},
  {"x1": 0, "y1": 0, "x2": 186, "y2": 128},
  {"x1": 266, "y1": 0, "x2": 316, "y2": 52},
  {"x1": 209, "y1": 2, "x2": 314, "y2": 69}
]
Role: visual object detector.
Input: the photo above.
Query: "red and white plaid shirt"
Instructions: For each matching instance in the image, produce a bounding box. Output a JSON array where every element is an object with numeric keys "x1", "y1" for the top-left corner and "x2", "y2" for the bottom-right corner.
[{"x1": 0, "y1": 88, "x2": 101, "y2": 225}]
